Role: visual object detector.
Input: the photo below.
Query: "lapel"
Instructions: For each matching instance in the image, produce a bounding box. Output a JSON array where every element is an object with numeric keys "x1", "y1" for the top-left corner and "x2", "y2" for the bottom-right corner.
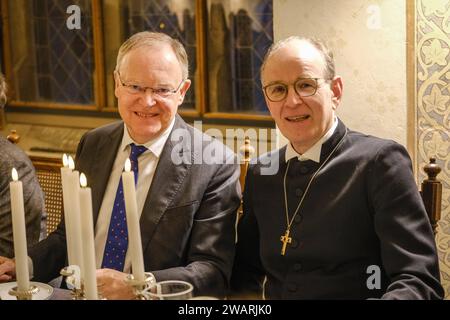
[
  {"x1": 91, "y1": 122, "x2": 124, "y2": 224},
  {"x1": 140, "y1": 115, "x2": 192, "y2": 253},
  {"x1": 319, "y1": 118, "x2": 347, "y2": 163}
]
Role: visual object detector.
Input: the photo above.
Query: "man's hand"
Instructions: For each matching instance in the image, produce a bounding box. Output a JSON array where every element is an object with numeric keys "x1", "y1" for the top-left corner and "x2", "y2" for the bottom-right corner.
[
  {"x1": 0, "y1": 256, "x2": 16, "y2": 282},
  {"x1": 96, "y1": 268, "x2": 135, "y2": 300}
]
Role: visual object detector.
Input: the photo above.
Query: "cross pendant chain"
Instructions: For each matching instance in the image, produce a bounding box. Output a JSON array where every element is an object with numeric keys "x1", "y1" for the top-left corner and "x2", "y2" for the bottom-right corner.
[
  {"x1": 280, "y1": 229, "x2": 292, "y2": 256},
  {"x1": 280, "y1": 130, "x2": 347, "y2": 257}
]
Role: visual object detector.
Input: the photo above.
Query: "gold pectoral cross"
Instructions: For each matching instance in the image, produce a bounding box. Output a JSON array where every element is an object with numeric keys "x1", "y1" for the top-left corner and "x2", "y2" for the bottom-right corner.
[{"x1": 280, "y1": 229, "x2": 292, "y2": 256}]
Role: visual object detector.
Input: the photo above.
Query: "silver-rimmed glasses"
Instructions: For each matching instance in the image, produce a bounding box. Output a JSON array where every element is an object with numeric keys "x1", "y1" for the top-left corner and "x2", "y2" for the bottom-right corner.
[
  {"x1": 117, "y1": 72, "x2": 185, "y2": 99},
  {"x1": 263, "y1": 77, "x2": 330, "y2": 102}
]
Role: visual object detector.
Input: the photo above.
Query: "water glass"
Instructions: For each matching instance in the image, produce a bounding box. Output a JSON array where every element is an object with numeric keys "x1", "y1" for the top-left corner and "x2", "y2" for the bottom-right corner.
[{"x1": 145, "y1": 280, "x2": 193, "y2": 300}]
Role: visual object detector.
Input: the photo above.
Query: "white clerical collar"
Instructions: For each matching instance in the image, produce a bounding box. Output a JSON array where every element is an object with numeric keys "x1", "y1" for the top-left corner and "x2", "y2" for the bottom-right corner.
[
  {"x1": 285, "y1": 117, "x2": 338, "y2": 163},
  {"x1": 120, "y1": 117, "x2": 175, "y2": 158}
]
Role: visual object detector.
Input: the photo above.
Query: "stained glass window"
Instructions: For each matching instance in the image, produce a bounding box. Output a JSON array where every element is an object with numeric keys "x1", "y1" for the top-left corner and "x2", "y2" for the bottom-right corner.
[
  {"x1": 8, "y1": 0, "x2": 95, "y2": 105},
  {"x1": 207, "y1": 0, "x2": 273, "y2": 114},
  {"x1": 4, "y1": 0, "x2": 273, "y2": 120},
  {"x1": 103, "y1": 0, "x2": 196, "y2": 109}
]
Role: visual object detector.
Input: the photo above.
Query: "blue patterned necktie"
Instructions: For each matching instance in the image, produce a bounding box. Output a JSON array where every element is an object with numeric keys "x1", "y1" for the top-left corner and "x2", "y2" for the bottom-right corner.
[{"x1": 101, "y1": 143, "x2": 148, "y2": 271}]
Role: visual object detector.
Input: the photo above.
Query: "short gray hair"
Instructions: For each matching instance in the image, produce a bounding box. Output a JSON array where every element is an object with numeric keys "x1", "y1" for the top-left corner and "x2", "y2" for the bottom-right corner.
[
  {"x1": 261, "y1": 36, "x2": 335, "y2": 83},
  {"x1": 115, "y1": 31, "x2": 189, "y2": 79}
]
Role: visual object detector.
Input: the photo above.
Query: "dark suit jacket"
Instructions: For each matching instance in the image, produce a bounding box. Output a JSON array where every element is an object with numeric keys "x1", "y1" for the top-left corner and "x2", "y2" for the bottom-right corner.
[
  {"x1": 29, "y1": 115, "x2": 241, "y2": 297},
  {"x1": 0, "y1": 137, "x2": 44, "y2": 258},
  {"x1": 231, "y1": 119, "x2": 443, "y2": 299}
]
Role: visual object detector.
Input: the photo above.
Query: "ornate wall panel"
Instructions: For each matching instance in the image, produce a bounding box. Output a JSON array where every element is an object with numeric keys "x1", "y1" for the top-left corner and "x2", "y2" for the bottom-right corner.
[{"x1": 416, "y1": 0, "x2": 450, "y2": 298}]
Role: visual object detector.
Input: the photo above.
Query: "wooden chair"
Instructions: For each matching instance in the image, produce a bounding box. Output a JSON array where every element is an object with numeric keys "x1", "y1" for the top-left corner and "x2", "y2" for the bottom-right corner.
[
  {"x1": 7, "y1": 130, "x2": 63, "y2": 236},
  {"x1": 6, "y1": 129, "x2": 20, "y2": 144},
  {"x1": 28, "y1": 155, "x2": 63, "y2": 236},
  {"x1": 238, "y1": 137, "x2": 255, "y2": 220},
  {"x1": 421, "y1": 158, "x2": 442, "y2": 235}
]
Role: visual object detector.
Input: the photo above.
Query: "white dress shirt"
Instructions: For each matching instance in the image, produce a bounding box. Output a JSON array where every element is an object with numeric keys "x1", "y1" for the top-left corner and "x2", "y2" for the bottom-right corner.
[
  {"x1": 95, "y1": 118, "x2": 175, "y2": 273},
  {"x1": 285, "y1": 117, "x2": 338, "y2": 163}
]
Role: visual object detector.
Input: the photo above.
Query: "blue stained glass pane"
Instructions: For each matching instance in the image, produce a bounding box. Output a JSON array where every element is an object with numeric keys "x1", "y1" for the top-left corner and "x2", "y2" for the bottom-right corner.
[
  {"x1": 32, "y1": 0, "x2": 94, "y2": 104},
  {"x1": 207, "y1": 0, "x2": 273, "y2": 114},
  {"x1": 122, "y1": 0, "x2": 197, "y2": 110}
]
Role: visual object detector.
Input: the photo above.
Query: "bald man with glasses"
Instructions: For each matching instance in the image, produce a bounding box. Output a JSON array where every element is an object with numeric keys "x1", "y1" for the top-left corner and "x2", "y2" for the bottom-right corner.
[{"x1": 230, "y1": 37, "x2": 443, "y2": 300}]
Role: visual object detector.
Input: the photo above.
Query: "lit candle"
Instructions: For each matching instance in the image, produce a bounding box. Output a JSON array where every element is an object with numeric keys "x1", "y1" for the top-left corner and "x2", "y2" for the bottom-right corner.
[
  {"x1": 67, "y1": 157, "x2": 84, "y2": 276},
  {"x1": 122, "y1": 158, "x2": 145, "y2": 282},
  {"x1": 60, "y1": 154, "x2": 75, "y2": 266},
  {"x1": 79, "y1": 173, "x2": 98, "y2": 300},
  {"x1": 10, "y1": 168, "x2": 30, "y2": 292}
]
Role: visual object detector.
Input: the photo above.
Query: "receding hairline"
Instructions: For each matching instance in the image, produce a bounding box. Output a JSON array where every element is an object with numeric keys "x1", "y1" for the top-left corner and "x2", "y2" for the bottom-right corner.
[
  {"x1": 117, "y1": 43, "x2": 175, "y2": 69},
  {"x1": 261, "y1": 36, "x2": 335, "y2": 83},
  {"x1": 115, "y1": 32, "x2": 189, "y2": 79}
]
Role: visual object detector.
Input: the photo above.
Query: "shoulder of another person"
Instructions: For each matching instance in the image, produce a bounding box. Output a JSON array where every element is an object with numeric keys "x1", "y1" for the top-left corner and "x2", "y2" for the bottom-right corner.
[
  {"x1": 85, "y1": 120, "x2": 123, "y2": 138},
  {"x1": 348, "y1": 130, "x2": 404, "y2": 154},
  {"x1": 79, "y1": 121, "x2": 124, "y2": 149},
  {"x1": 0, "y1": 139, "x2": 32, "y2": 166},
  {"x1": 257, "y1": 147, "x2": 282, "y2": 161},
  {"x1": 186, "y1": 124, "x2": 237, "y2": 157},
  {"x1": 246, "y1": 147, "x2": 283, "y2": 177}
]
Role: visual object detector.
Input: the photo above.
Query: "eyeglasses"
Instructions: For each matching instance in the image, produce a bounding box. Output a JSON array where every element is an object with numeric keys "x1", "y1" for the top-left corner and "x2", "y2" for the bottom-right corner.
[
  {"x1": 117, "y1": 72, "x2": 185, "y2": 99},
  {"x1": 263, "y1": 78, "x2": 330, "y2": 102}
]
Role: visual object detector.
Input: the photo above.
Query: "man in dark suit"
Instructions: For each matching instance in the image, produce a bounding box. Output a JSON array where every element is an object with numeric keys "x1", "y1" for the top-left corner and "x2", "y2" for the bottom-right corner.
[
  {"x1": 0, "y1": 73, "x2": 44, "y2": 260},
  {"x1": 230, "y1": 37, "x2": 443, "y2": 299},
  {"x1": 0, "y1": 32, "x2": 240, "y2": 299}
]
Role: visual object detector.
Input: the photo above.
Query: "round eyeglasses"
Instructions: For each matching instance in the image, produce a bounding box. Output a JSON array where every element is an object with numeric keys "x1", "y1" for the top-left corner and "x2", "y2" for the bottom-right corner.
[
  {"x1": 117, "y1": 72, "x2": 185, "y2": 99},
  {"x1": 263, "y1": 78, "x2": 330, "y2": 102}
]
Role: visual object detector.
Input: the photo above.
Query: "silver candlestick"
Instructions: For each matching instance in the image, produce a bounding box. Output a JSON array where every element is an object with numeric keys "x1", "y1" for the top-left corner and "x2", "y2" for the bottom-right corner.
[
  {"x1": 125, "y1": 272, "x2": 156, "y2": 300},
  {"x1": 60, "y1": 265, "x2": 84, "y2": 300},
  {"x1": 8, "y1": 284, "x2": 39, "y2": 300},
  {"x1": 0, "y1": 281, "x2": 53, "y2": 300}
]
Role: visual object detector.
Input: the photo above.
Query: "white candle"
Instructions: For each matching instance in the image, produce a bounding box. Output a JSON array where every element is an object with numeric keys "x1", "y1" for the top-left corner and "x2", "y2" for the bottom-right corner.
[
  {"x1": 10, "y1": 168, "x2": 30, "y2": 292},
  {"x1": 67, "y1": 159, "x2": 84, "y2": 276},
  {"x1": 79, "y1": 173, "x2": 98, "y2": 300},
  {"x1": 60, "y1": 154, "x2": 75, "y2": 266},
  {"x1": 122, "y1": 158, "x2": 145, "y2": 282}
]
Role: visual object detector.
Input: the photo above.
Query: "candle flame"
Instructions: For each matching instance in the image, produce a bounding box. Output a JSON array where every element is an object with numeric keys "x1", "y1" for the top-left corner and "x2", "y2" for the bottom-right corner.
[
  {"x1": 11, "y1": 168, "x2": 18, "y2": 181},
  {"x1": 80, "y1": 173, "x2": 87, "y2": 188},
  {"x1": 125, "y1": 158, "x2": 131, "y2": 172},
  {"x1": 62, "y1": 154, "x2": 69, "y2": 167},
  {"x1": 68, "y1": 156, "x2": 75, "y2": 170}
]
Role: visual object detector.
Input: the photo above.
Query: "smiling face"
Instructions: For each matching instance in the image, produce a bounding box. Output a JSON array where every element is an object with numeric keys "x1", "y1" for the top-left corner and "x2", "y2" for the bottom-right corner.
[
  {"x1": 262, "y1": 40, "x2": 343, "y2": 154},
  {"x1": 115, "y1": 44, "x2": 191, "y2": 144}
]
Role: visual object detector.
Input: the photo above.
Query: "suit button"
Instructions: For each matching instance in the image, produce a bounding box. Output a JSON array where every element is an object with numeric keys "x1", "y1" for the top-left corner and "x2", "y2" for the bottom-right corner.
[
  {"x1": 291, "y1": 238, "x2": 299, "y2": 248},
  {"x1": 293, "y1": 215, "x2": 303, "y2": 224},
  {"x1": 287, "y1": 283, "x2": 298, "y2": 292},
  {"x1": 293, "y1": 263, "x2": 303, "y2": 272},
  {"x1": 295, "y1": 188, "x2": 304, "y2": 197},
  {"x1": 300, "y1": 166, "x2": 309, "y2": 174}
]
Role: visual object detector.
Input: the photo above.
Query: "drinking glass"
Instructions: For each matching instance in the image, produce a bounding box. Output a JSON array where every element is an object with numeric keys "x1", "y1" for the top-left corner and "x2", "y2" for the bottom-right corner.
[{"x1": 145, "y1": 280, "x2": 193, "y2": 300}]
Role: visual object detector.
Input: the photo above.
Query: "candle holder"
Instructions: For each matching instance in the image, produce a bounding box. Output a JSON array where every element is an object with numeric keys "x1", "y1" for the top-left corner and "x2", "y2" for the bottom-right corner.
[
  {"x1": 8, "y1": 284, "x2": 39, "y2": 300},
  {"x1": 0, "y1": 281, "x2": 53, "y2": 300},
  {"x1": 60, "y1": 265, "x2": 84, "y2": 300},
  {"x1": 125, "y1": 272, "x2": 156, "y2": 300}
]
